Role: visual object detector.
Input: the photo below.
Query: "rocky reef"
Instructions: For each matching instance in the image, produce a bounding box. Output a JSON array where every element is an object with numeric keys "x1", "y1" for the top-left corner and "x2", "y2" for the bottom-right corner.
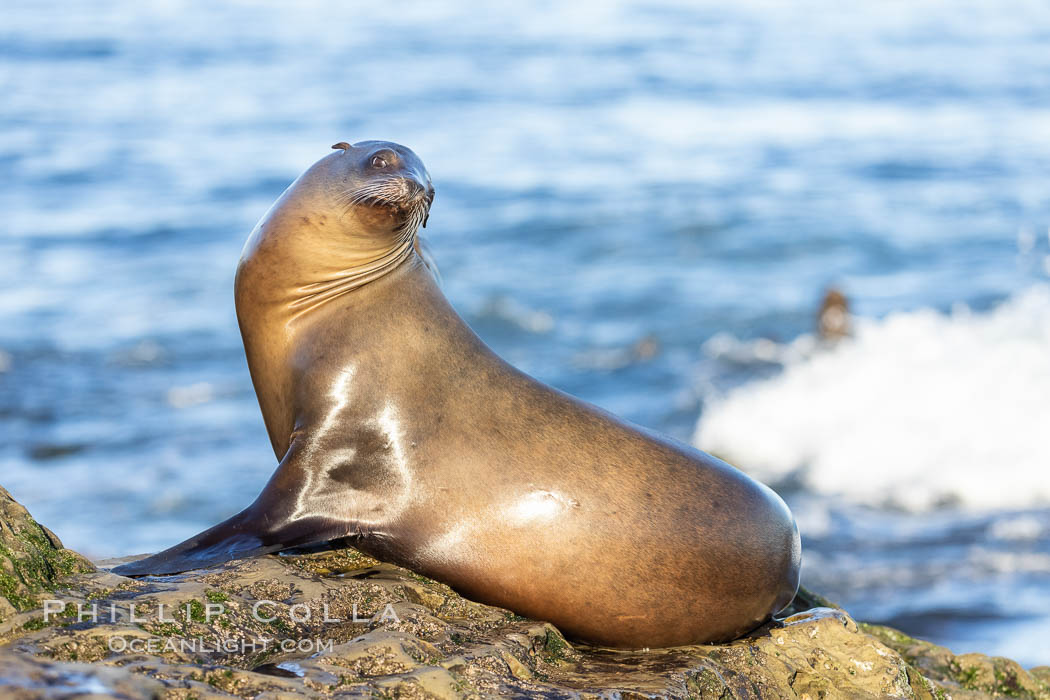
[
  {"x1": 1, "y1": 485, "x2": 1048, "y2": 699},
  {"x1": 0, "y1": 486, "x2": 94, "y2": 620}
]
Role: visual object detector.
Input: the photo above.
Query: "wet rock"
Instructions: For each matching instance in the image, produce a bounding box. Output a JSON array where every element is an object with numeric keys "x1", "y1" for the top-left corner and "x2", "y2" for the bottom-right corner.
[
  {"x1": 1, "y1": 488, "x2": 1048, "y2": 698},
  {"x1": 864, "y1": 623, "x2": 1050, "y2": 699},
  {"x1": 0, "y1": 651, "x2": 165, "y2": 699},
  {"x1": 0, "y1": 486, "x2": 94, "y2": 620}
]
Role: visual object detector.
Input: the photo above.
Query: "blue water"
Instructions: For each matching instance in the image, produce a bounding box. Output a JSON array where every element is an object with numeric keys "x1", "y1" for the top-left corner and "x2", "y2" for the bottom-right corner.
[{"x1": 2, "y1": 0, "x2": 1049, "y2": 665}]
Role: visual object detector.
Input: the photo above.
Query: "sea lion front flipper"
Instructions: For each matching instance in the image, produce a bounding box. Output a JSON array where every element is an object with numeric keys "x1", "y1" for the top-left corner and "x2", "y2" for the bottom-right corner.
[{"x1": 112, "y1": 450, "x2": 352, "y2": 577}]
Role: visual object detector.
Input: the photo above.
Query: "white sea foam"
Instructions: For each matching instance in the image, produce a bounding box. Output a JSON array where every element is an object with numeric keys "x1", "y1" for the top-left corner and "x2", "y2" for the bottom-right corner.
[{"x1": 694, "y1": 286, "x2": 1050, "y2": 511}]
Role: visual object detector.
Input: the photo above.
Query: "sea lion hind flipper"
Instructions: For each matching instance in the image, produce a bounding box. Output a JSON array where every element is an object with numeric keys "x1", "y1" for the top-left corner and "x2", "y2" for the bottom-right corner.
[
  {"x1": 110, "y1": 507, "x2": 275, "y2": 577},
  {"x1": 110, "y1": 504, "x2": 351, "y2": 577},
  {"x1": 112, "y1": 440, "x2": 360, "y2": 577}
]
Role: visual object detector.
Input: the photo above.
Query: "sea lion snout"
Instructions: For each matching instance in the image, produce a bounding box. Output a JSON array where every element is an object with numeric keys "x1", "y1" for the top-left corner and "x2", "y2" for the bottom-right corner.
[
  {"x1": 394, "y1": 168, "x2": 434, "y2": 206},
  {"x1": 400, "y1": 176, "x2": 429, "y2": 201},
  {"x1": 383, "y1": 175, "x2": 432, "y2": 227}
]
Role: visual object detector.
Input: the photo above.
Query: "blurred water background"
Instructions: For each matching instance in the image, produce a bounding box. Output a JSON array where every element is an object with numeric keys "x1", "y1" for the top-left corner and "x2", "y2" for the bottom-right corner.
[{"x1": 2, "y1": 0, "x2": 1049, "y2": 666}]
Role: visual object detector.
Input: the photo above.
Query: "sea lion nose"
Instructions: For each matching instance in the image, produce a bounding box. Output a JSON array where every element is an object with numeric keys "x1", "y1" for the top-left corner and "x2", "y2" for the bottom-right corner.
[{"x1": 405, "y1": 178, "x2": 426, "y2": 198}]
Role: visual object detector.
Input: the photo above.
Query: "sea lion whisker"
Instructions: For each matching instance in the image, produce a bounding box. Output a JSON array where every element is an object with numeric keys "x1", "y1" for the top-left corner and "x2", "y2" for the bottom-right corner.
[
  {"x1": 341, "y1": 177, "x2": 413, "y2": 206},
  {"x1": 341, "y1": 188, "x2": 392, "y2": 209},
  {"x1": 394, "y1": 201, "x2": 426, "y2": 236}
]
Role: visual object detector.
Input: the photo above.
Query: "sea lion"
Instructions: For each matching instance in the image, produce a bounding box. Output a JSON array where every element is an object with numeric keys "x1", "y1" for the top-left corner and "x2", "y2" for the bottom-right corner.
[
  {"x1": 817, "y1": 287, "x2": 851, "y2": 342},
  {"x1": 113, "y1": 141, "x2": 801, "y2": 648}
]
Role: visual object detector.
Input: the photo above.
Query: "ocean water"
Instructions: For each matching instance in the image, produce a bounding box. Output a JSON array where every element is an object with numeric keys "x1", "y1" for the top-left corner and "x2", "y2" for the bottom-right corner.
[{"x1": 2, "y1": 0, "x2": 1049, "y2": 666}]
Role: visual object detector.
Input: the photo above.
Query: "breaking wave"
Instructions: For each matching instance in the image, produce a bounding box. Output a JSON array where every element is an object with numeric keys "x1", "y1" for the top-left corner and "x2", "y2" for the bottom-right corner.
[{"x1": 695, "y1": 286, "x2": 1050, "y2": 511}]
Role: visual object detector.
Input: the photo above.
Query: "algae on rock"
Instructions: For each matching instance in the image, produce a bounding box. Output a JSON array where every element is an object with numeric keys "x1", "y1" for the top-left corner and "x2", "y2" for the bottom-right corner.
[{"x1": 0, "y1": 486, "x2": 94, "y2": 620}]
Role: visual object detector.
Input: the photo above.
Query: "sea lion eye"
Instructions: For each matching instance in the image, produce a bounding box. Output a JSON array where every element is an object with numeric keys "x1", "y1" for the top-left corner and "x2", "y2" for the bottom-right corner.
[{"x1": 371, "y1": 155, "x2": 388, "y2": 169}]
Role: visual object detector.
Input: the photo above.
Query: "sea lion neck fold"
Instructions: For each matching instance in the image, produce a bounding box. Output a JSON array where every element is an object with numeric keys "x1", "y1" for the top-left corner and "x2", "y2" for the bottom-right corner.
[{"x1": 239, "y1": 213, "x2": 417, "y2": 320}]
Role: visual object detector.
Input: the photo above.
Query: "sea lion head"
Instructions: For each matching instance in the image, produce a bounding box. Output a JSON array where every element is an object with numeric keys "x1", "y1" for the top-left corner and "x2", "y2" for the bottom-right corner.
[
  {"x1": 232, "y1": 140, "x2": 439, "y2": 457},
  {"x1": 326, "y1": 140, "x2": 435, "y2": 236},
  {"x1": 237, "y1": 141, "x2": 437, "y2": 317}
]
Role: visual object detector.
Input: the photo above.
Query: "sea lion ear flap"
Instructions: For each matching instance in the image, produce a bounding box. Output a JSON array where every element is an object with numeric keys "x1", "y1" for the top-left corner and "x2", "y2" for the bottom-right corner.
[{"x1": 331, "y1": 142, "x2": 351, "y2": 152}]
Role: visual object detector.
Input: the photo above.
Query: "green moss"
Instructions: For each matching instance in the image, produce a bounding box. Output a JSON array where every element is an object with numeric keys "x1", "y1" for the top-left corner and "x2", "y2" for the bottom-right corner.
[
  {"x1": 49, "y1": 602, "x2": 79, "y2": 626},
  {"x1": 268, "y1": 616, "x2": 293, "y2": 635},
  {"x1": 185, "y1": 599, "x2": 207, "y2": 623},
  {"x1": 858, "y1": 622, "x2": 922, "y2": 649},
  {"x1": 993, "y1": 666, "x2": 1024, "y2": 698},
  {"x1": 205, "y1": 590, "x2": 229, "y2": 603},
  {"x1": 0, "y1": 571, "x2": 37, "y2": 611},
  {"x1": 687, "y1": 667, "x2": 730, "y2": 697},
  {"x1": 0, "y1": 516, "x2": 93, "y2": 613},
  {"x1": 21, "y1": 616, "x2": 48, "y2": 631},
  {"x1": 407, "y1": 572, "x2": 436, "y2": 584},
  {"x1": 151, "y1": 622, "x2": 182, "y2": 638},
  {"x1": 956, "y1": 665, "x2": 980, "y2": 690},
  {"x1": 449, "y1": 672, "x2": 475, "y2": 694},
  {"x1": 542, "y1": 629, "x2": 570, "y2": 664}
]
